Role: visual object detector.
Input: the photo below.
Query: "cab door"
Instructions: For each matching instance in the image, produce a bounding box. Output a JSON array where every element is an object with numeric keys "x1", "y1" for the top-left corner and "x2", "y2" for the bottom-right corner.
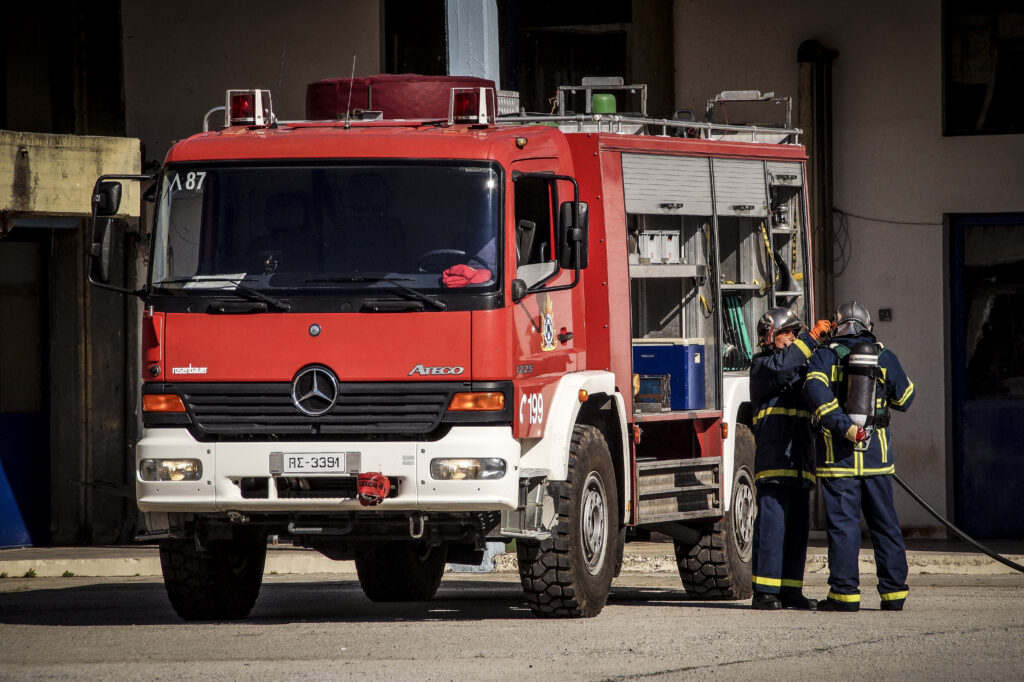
[{"x1": 510, "y1": 161, "x2": 585, "y2": 438}]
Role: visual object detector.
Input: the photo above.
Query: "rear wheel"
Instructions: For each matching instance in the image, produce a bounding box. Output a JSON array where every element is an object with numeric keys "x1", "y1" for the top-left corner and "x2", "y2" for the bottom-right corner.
[
  {"x1": 674, "y1": 423, "x2": 755, "y2": 599},
  {"x1": 355, "y1": 540, "x2": 448, "y2": 602},
  {"x1": 517, "y1": 424, "x2": 619, "y2": 617},
  {"x1": 159, "y1": 532, "x2": 267, "y2": 621}
]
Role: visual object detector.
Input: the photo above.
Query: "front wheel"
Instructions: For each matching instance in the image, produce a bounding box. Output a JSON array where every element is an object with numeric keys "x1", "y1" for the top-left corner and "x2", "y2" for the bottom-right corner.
[
  {"x1": 517, "y1": 424, "x2": 619, "y2": 617},
  {"x1": 674, "y1": 423, "x2": 755, "y2": 600},
  {"x1": 159, "y1": 532, "x2": 267, "y2": 621}
]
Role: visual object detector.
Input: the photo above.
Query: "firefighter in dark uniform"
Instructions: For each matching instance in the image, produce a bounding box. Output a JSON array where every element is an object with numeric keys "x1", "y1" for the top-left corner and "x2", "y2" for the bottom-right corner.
[
  {"x1": 749, "y1": 307, "x2": 832, "y2": 610},
  {"x1": 803, "y1": 301, "x2": 916, "y2": 612}
]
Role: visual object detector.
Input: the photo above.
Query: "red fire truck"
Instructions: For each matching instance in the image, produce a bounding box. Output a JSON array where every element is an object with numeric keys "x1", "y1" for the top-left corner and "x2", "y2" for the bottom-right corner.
[{"x1": 89, "y1": 76, "x2": 812, "y2": 620}]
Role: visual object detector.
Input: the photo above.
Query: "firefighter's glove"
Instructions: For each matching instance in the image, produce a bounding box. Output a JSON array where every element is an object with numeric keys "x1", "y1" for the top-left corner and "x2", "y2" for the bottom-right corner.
[
  {"x1": 810, "y1": 319, "x2": 833, "y2": 341},
  {"x1": 844, "y1": 425, "x2": 868, "y2": 443}
]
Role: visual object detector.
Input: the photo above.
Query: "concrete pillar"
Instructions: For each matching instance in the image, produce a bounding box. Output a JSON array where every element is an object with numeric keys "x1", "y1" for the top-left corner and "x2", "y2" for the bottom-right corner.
[{"x1": 446, "y1": 0, "x2": 500, "y2": 83}]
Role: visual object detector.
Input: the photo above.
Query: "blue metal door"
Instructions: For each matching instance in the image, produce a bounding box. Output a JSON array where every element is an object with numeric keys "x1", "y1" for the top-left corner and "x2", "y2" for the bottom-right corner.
[{"x1": 950, "y1": 213, "x2": 1024, "y2": 538}]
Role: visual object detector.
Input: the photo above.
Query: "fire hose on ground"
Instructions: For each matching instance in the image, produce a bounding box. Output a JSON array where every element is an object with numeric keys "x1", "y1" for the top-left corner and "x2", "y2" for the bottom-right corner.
[{"x1": 893, "y1": 473, "x2": 1024, "y2": 574}]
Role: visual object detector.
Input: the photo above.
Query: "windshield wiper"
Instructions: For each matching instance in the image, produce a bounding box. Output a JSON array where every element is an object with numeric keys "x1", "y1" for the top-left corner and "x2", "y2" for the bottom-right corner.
[
  {"x1": 307, "y1": 275, "x2": 448, "y2": 311},
  {"x1": 153, "y1": 277, "x2": 291, "y2": 312}
]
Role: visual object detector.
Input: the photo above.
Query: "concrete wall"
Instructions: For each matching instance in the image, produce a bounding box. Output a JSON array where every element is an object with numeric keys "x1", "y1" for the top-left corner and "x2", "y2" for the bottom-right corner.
[
  {"x1": 0, "y1": 132, "x2": 141, "y2": 219},
  {"x1": 122, "y1": 1, "x2": 381, "y2": 168},
  {"x1": 674, "y1": 0, "x2": 1024, "y2": 534}
]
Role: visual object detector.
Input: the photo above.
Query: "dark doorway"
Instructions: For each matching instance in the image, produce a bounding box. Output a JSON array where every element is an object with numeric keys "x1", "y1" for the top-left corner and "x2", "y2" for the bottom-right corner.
[
  {"x1": 498, "y1": 1, "x2": 631, "y2": 113},
  {"x1": 383, "y1": 0, "x2": 448, "y2": 76},
  {"x1": 0, "y1": 233, "x2": 51, "y2": 546},
  {"x1": 950, "y1": 213, "x2": 1024, "y2": 538}
]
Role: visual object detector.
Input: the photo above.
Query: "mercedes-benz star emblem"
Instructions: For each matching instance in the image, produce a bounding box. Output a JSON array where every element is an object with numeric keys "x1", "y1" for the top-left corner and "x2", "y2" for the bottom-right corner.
[{"x1": 290, "y1": 366, "x2": 338, "y2": 417}]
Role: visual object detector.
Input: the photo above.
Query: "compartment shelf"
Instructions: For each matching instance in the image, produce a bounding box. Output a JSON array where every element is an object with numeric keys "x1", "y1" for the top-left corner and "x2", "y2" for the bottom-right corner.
[
  {"x1": 629, "y1": 263, "x2": 707, "y2": 279},
  {"x1": 771, "y1": 226, "x2": 798, "y2": 234},
  {"x1": 720, "y1": 283, "x2": 762, "y2": 291},
  {"x1": 632, "y1": 408, "x2": 722, "y2": 422}
]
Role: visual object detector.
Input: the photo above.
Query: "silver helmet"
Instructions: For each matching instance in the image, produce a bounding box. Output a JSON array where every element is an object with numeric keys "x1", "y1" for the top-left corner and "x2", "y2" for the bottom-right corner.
[
  {"x1": 757, "y1": 307, "x2": 804, "y2": 347},
  {"x1": 833, "y1": 300, "x2": 873, "y2": 336}
]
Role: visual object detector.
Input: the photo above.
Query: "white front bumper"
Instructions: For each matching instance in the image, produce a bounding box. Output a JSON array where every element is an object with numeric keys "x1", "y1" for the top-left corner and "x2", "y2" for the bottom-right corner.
[{"x1": 136, "y1": 426, "x2": 522, "y2": 513}]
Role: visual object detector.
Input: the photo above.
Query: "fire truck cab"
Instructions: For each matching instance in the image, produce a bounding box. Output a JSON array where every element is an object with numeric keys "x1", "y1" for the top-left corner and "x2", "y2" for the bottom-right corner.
[{"x1": 90, "y1": 79, "x2": 812, "y2": 619}]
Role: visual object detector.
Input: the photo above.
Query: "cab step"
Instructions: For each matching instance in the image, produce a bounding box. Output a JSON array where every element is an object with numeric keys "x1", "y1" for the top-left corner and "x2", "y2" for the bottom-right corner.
[{"x1": 635, "y1": 456, "x2": 722, "y2": 524}]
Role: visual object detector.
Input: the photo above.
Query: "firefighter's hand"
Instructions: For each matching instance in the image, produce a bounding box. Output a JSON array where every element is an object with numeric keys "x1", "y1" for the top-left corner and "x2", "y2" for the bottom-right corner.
[
  {"x1": 844, "y1": 425, "x2": 868, "y2": 443},
  {"x1": 810, "y1": 319, "x2": 833, "y2": 341}
]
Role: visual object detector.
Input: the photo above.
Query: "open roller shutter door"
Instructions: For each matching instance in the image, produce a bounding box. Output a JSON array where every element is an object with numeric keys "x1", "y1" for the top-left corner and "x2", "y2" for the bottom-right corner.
[
  {"x1": 713, "y1": 159, "x2": 768, "y2": 217},
  {"x1": 621, "y1": 154, "x2": 712, "y2": 216}
]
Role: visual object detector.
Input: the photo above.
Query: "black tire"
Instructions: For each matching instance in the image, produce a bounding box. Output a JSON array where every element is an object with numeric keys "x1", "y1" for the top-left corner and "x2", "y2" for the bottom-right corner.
[
  {"x1": 159, "y1": 533, "x2": 267, "y2": 621},
  {"x1": 355, "y1": 540, "x2": 448, "y2": 602},
  {"x1": 674, "y1": 423, "x2": 755, "y2": 600},
  {"x1": 517, "y1": 424, "x2": 619, "y2": 618}
]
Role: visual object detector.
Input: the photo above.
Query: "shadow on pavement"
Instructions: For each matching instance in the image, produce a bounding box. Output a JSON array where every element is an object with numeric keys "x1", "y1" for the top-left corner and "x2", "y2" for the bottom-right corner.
[{"x1": 0, "y1": 578, "x2": 745, "y2": 626}]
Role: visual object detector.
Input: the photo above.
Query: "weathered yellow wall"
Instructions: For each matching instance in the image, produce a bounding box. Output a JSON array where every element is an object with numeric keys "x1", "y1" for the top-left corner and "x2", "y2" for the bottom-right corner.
[{"x1": 0, "y1": 131, "x2": 142, "y2": 218}]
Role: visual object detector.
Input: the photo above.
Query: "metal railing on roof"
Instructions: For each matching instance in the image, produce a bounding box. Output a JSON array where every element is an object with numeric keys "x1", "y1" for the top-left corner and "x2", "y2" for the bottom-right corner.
[{"x1": 494, "y1": 113, "x2": 801, "y2": 144}]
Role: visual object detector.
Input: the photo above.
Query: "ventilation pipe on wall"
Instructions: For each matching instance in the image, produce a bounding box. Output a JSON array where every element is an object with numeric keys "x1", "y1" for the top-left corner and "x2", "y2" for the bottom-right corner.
[{"x1": 798, "y1": 40, "x2": 839, "y2": 320}]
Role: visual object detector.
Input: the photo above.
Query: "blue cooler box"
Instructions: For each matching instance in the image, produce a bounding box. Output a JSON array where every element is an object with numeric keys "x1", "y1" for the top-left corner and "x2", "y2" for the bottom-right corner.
[{"x1": 632, "y1": 338, "x2": 706, "y2": 410}]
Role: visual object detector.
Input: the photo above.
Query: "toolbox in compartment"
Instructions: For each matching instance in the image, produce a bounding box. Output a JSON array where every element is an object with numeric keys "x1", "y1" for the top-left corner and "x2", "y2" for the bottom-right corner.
[
  {"x1": 637, "y1": 229, "x2": 681, "y2": 264},
  {"x1": 635, "y1": 374, "x2": 672, "y2": 412},
  {"x1": 632, "y1": 338, "x2": 706, "y2": 411}
]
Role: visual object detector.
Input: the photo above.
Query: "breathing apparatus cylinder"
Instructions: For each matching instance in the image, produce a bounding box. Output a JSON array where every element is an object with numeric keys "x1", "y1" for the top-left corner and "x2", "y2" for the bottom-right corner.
[{"x1": 845, "y1": 340, "x2": 880, "y2": 428}]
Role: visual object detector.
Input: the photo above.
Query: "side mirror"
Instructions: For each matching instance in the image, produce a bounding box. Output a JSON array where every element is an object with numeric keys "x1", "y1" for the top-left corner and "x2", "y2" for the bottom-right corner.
[
  {"x1": 94, "y1": 181, "x2": 123, "y2": 216},
  {"x1": 558, "y1": 200, "x2": 589, "y2": 269},
  {"x1": 511, "y1": 278, "x2": 528, "y2": 302},
  {"x1": 89, "y1": 218, "x2": 115, "y2": 284},
  {"x1": 86, "y1": 172, "x2": 155, "y2": 298}
]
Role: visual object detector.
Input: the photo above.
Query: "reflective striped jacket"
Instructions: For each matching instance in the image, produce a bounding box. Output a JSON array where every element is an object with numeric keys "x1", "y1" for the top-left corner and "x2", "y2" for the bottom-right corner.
[
  {"x1": 802, "y1": 333, "x2": 915, "y2": 477},
  {"x1": 749, "y1": 330, "x2": 818, "y2": 488}
]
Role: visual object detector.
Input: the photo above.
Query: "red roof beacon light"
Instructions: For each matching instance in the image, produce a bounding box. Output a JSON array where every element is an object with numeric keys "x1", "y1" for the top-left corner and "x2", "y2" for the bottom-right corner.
[
  {"x1": 225, "y1": 89, "x2": 275, "y2": 127},
  {"x1": 448, "y1": 87, "x2": 495, "y2": 125}
]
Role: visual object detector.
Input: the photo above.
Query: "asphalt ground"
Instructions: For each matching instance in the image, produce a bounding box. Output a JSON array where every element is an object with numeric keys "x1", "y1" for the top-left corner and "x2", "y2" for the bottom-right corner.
[
  {"x1": 0, "y1": 571, "x2": 1022, "y2": 680},
  {"x1": 1, "y1": 537, "x2": 1022, "y2": 579}
]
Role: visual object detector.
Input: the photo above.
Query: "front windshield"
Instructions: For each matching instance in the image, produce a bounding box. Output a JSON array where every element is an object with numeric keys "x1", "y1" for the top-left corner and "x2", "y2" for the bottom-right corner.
[{"x1": 150, "y1": 162, "x2": 501, "y2": 296}]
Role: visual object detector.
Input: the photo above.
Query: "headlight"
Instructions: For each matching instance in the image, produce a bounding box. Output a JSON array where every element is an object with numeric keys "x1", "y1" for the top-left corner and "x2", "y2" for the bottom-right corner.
[
  {"x1": 429, "y1": 458, "x2": 506, "y2": 481},
  {"x1": 139, "y1": 459, "x2": 202, "y2": 481}
]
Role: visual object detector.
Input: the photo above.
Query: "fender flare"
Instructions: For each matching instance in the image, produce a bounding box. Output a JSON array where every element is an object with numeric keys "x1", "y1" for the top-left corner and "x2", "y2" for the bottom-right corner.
[
  {"x1": 721, "y1": 374, "x2": 752, "y2": 513},
  {"x1": 518, "y1": 371, "x2": 630, "y2": 519}
]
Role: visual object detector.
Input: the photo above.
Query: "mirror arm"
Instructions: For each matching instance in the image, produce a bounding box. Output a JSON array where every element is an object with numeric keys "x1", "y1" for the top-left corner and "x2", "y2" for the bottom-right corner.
[
  {"x1": 87, "y1": 173, "x2": 155, "y2": 299},
  {"x1": 526, "y1": 249, "x2": 580, "y2": 297},
  {"x1": 86, "y1": 276, "x2": 147, "y2": 299}
]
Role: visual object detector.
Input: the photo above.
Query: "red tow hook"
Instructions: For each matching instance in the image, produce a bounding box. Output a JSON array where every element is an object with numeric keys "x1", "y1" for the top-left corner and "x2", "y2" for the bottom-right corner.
[{"x1": 356, "y1": 472, "x2": 391, "y2": 506}]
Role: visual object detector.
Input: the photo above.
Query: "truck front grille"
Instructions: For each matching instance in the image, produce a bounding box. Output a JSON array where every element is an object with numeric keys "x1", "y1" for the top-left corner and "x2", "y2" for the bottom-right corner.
[{"x1": 173, "y1": 382, "x2": 464, "y2": 439}]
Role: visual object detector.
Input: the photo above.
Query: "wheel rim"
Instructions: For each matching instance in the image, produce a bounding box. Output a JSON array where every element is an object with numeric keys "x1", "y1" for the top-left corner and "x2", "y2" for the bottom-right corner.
[
  {"x1": 580, "y1": 471, "x2": 608, "y2": 575},
  {"x1": 732, "y1": 468, "x2": 755, "y2": 562}
]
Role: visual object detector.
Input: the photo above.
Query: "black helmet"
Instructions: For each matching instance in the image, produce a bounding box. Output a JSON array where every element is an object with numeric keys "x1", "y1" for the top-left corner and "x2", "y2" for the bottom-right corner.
[
  {"x1": 757, "y1": 307, "x2": 804, "y2": 347},
  {"x1": 833, "y1": 300, "x2": 873, "y2": 336}
]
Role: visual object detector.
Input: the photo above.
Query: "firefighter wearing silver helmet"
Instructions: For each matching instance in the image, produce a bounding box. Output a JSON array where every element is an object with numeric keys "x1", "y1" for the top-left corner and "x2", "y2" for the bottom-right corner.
[
  {"x1": 748, "y1": 307, "x2": 832, "y2": 610},
  {"x1": 833, "y1": 300, "x2": 873, "y2": 336},
  {"x1": 803, "y1": 300, "x2": 916, "y2": 612}
]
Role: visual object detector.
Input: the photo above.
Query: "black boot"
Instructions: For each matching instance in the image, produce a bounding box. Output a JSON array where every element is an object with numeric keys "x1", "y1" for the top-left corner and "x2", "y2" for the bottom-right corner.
[
  {"x1": 751, "y1": 593, "x2": 783, "y2": 610},
  {"x1": 817, "y1": 597, "x2": 859, "y2": 612},
  {"x1": 780, "y1": 593, "x2": 817, "y2": 611}
]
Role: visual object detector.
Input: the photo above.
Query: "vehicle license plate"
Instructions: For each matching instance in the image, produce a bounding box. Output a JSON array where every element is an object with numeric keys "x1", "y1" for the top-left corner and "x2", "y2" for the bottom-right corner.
[{"x1": 271, "y1": 452, "x2": 349, "y2": 475}]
